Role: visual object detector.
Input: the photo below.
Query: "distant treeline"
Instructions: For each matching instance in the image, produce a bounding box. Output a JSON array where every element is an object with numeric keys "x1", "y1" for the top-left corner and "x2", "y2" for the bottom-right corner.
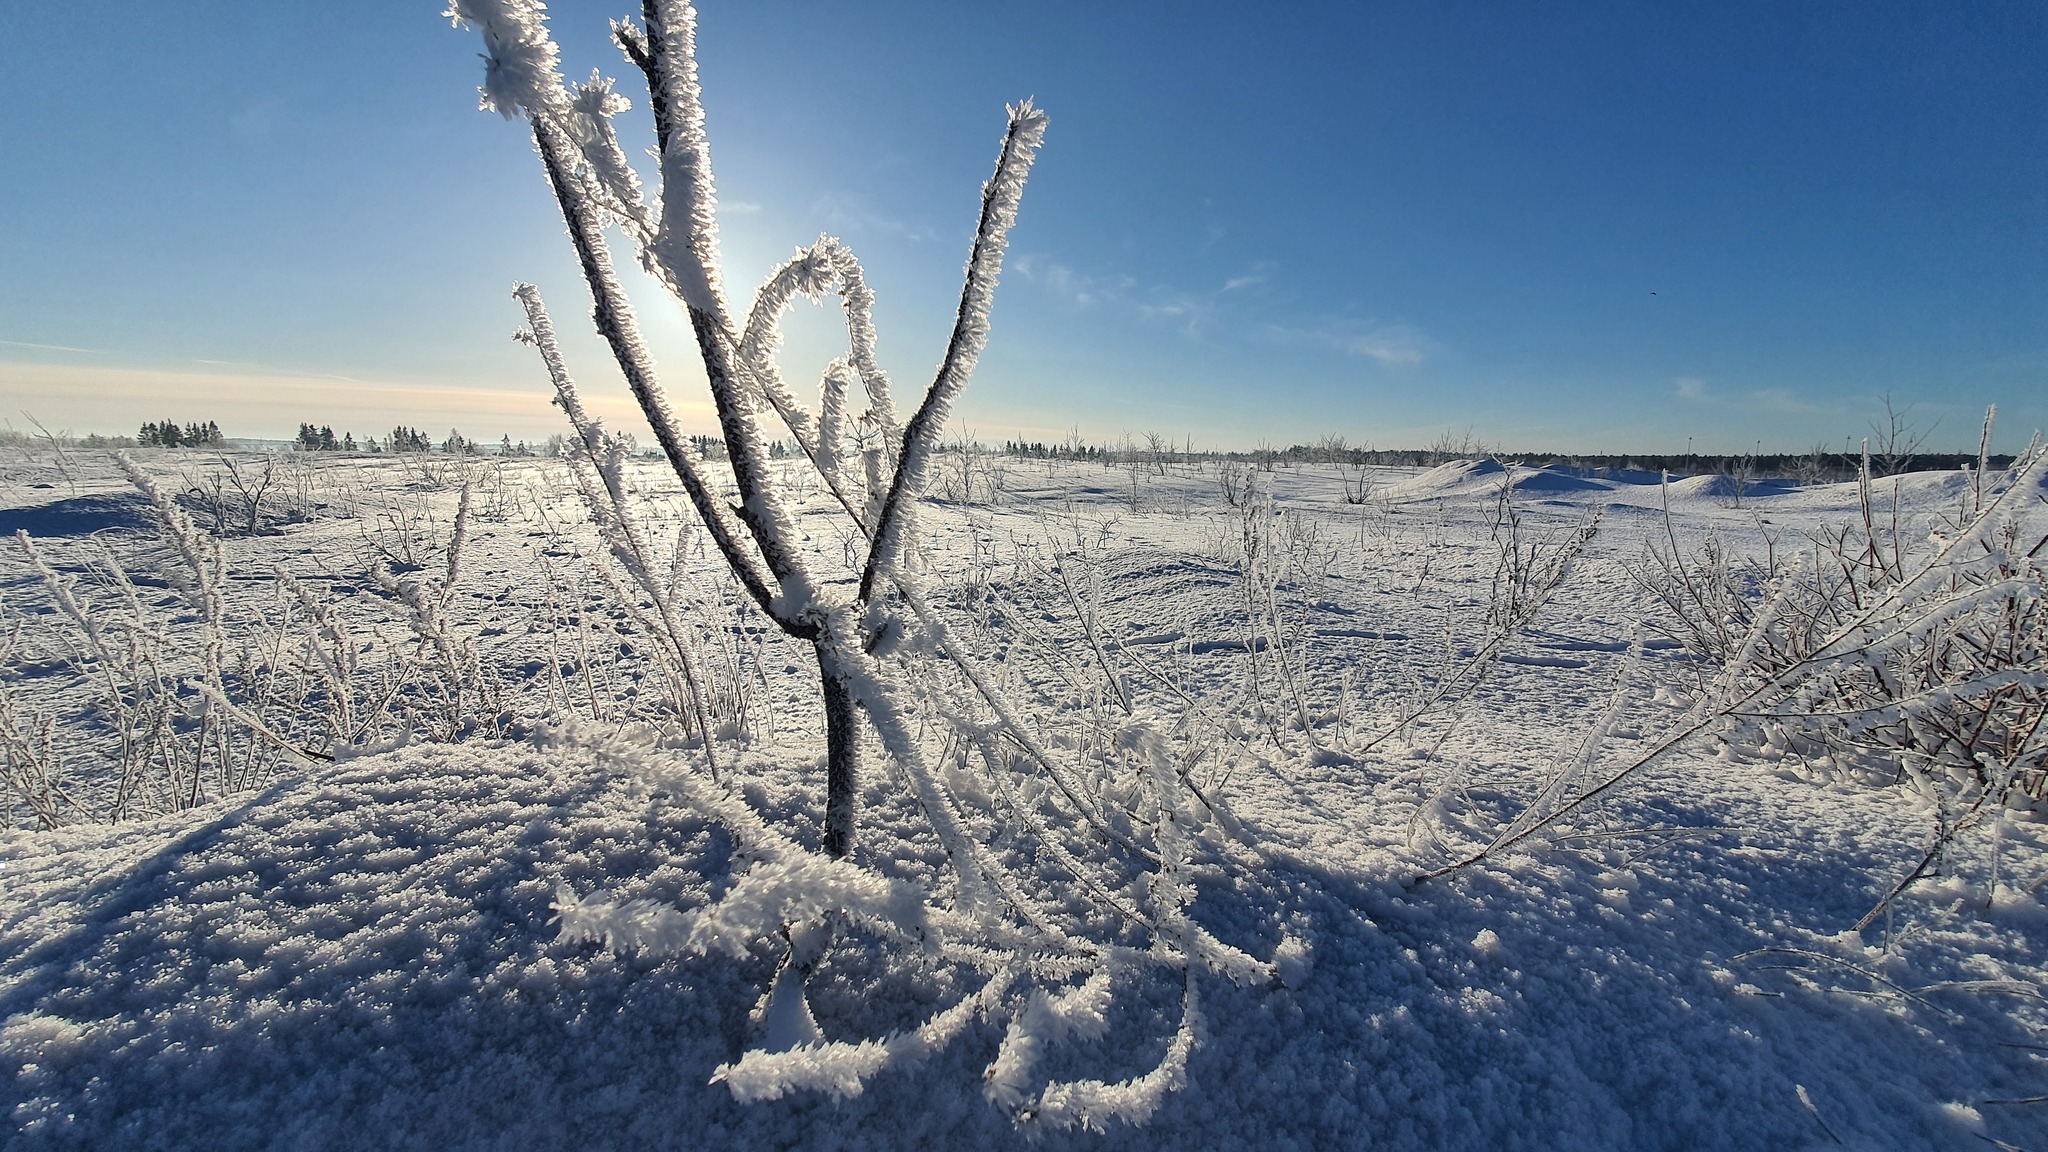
[
  {"x1": 1413, "y1": 449, "x2": 2017, "y2": 480},
  {"x1": 114, "y1": 420, "x2": 549, "y2": 457},
  {"x1": 137, "y1": 420, "x2": 225, "y2": 448},
  {"x1": 74, "y1": 421, "x2": 2022, "y2": 480},
  {"x1": 989, "y1": 436, "x2": 2012, "y2": 480}
]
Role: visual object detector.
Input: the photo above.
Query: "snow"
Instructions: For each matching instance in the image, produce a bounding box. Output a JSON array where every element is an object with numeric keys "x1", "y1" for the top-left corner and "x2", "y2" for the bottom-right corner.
[{"x1": 3, "y1": 448, "x2": 2046, "y2": 1148}]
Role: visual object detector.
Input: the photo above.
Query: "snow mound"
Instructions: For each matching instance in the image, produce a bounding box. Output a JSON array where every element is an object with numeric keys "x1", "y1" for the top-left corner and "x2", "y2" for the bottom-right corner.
[
  {"x1": 1383, "y1": 459, "x2": 1620, "y2": 502},
  {"x1": 0, "y1": 493, "x2": 155, "y2": 538},
  {"x1": 1592, "y1": 467, "x2": 1665, "y2": 486},
  {"x1": 1511, "y1": 467, "x2": 1612, "y2": 494},
  {"x1": 1382, "y1": 458, "x2": 1507, "y2": 500},
  {"x1": 1664, "y1": 474, "x2": 1798, "y2": 501}
]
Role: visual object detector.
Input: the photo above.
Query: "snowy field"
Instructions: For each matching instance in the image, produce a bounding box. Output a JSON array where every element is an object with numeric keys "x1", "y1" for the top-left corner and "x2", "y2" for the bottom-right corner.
[{"x1": 3, "y1": 446, "x2": 2046, "y2": 1150}]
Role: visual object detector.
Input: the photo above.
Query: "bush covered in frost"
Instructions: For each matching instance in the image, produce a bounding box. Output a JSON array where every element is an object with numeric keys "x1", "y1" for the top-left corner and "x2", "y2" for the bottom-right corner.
[{"x1": 447, "y1": 0, "x2": 1294, "y2": 1126}]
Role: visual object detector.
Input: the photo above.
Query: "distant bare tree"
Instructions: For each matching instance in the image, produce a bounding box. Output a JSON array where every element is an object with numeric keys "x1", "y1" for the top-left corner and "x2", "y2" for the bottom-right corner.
[
  {"x1": 1869, "y1": 391, "x2": 1937, "y2": 477},
  {"x1": 1143, "y1": 430, "x2": 1170, "y2": 475}
]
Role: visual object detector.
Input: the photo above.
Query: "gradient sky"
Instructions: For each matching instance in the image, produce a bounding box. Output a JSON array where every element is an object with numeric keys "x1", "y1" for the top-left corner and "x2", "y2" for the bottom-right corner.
[{"x1": 1, "y1": 1, "x2": 2042, "y2": 454}]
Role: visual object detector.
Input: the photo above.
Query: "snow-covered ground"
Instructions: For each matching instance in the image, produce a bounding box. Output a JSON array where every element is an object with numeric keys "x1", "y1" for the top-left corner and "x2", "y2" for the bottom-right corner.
[{"x1": 3, "y1": 447, "x2": 2044, "y2": 1149}]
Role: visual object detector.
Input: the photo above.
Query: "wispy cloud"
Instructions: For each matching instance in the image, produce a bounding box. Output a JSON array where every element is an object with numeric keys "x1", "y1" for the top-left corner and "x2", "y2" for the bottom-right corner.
[
  {"x1": 1333, "y1": 330, "x2": 1428, "y2": 366},
  {"x1": 1267, "y1": 319, "x2": 1433, "y2": 367},
  {"x1": 190, "y1": 356, "x2": 363, "y2": 382},
  {"x1": 1750, "y1": 387, "x2": 1827, "y2": 415},
  {"x1": 808, "y1": 194, "x2": 936, "y2": 243},
  {"x1": 1010, "y1": 254, "x2": 1264, "y2": 337},
  {"x1": 1674, "y1": 376, "x2": 1830, "y2": 416},
  {"x1": 0, "y1": 339, "x2": 103, "y2": 355},
  {"x1": 1011, "y1": 255, "x2": 1134, "y2": 309}
]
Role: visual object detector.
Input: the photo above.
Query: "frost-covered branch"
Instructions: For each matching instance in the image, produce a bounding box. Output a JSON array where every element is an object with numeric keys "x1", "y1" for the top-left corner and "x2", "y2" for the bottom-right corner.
[
  {"x1": 515, "y1": 282, "x2": 725, "y2": 772},
  {"x1": 641, "y1": 0, "x2": 729, "y2": 321},
  {"x1": 443, "y1": 0, "x2": 564, "y2": 119},
  {"x1": 861, "y1": 101, "x2": 1048, "y2": 603},
  {"x1": 525, "y1": 113, "x2": 781, "y2": 618}
]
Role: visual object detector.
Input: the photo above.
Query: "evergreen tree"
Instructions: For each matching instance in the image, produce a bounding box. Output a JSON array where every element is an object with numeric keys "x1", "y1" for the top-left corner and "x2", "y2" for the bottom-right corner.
[{"x1": 389, "y1": 426, "x2": 431, "y2": 453}]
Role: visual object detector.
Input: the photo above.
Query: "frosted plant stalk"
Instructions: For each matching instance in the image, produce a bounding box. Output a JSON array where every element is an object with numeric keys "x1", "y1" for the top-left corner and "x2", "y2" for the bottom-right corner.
[
  {"x1": 516, "y1": 281, "x2": 723, "y2": 771},
  {"x1": 458, "y1": 1, "x2": 1289, "y2": 1122},
  {"x1": 859, "y1": 101, "x2": 1048, "y2": 604}
]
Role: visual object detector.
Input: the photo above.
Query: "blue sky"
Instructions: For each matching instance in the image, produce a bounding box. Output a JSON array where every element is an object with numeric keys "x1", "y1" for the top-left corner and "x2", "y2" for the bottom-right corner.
[{"x1": 1, "y1": 1, "x2": 2042, "y2": 454}]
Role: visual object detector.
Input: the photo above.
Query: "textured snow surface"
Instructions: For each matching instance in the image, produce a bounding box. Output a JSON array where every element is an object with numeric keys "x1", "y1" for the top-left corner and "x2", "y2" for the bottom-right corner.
[
  {"x1": 5, "y1": 737, "x2": 2041, "y2": 1149},
  {"x1": 4, "y1": 452, "x2": 2046, "y2": 1149}
]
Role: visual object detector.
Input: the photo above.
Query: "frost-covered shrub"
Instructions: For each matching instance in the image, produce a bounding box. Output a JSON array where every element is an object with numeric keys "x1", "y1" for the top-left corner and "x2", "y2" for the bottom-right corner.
[
  {"x1": 1638, "y1": 424, "x2": 2048, "y2": 919},
  {"x1": 1418, "y1": 425, "x2": 2045, "y2": 898},
  {"x1": 1656, "y1": 440, "x2": 2045, "y2": 790},
  {"x1": 450, "y1": 0, "x2": 1292, "y2": 1126},
  {"x1": 3, "y1": 456, "x2": 291, "y2": 823},
  {"x1": 0, "y1": 449, "x2": 516, "y2": 827},
  {"x1": 178, "y1": 453, "x2": 327, "y2": 537}
]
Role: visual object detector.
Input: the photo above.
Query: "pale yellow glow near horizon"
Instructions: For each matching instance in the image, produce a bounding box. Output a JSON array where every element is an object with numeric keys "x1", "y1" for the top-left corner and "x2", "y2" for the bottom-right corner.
[
  {"x1": 0, "y1": 360, "x2": 713, "y2": 443},
  {"x1": 0, "y1": 358, "x2": 1391, "y2": 454}
]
